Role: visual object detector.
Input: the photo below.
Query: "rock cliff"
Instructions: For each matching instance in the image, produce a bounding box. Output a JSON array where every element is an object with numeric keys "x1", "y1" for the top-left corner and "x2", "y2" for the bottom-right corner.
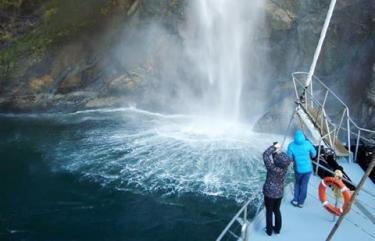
[{"x1": 0, "y1": 0, "x2": 373, "y2": 129}]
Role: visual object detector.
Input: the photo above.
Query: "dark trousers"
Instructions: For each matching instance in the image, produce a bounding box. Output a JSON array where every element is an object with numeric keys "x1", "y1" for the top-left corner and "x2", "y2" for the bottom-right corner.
[
  {"x1": 293, "y1": 172, "x2": 312, "y2": 205},
  {"x1": 264, "y1": 196, "x2": 282, "y2": 234}
]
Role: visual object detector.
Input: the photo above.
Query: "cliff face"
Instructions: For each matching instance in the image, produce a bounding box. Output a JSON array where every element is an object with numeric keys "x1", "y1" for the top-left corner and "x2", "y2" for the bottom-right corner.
[
  {"x1": 0, "y1": 0, "x2": 373, "y2": 128},
  {"x1": 0, "y1": 0, "x2": 186, "y2": 112},
  {"x1": 0, "y1": 0, "x2": 145, "y2": 111},
  {"x1": 255, "y1": 0, "x2": 375, "y2": 131}
]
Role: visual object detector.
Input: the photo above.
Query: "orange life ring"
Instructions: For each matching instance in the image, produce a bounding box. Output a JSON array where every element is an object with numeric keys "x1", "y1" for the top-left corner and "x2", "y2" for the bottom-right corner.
[{"x1": 318, "y1": 176, "x2": 351, "y2": 216}]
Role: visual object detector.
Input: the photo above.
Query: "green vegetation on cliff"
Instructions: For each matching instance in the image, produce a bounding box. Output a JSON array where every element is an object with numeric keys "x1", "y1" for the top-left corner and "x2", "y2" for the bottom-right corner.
[{"x1": 0, "y1": 0, "x2": 135, "y2": 82}]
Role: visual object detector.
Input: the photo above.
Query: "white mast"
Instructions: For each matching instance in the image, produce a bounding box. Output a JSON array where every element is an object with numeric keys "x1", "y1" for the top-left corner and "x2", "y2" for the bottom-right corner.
[{"x1": 305, "y1": 0, "x2": 337, "y2": 88}]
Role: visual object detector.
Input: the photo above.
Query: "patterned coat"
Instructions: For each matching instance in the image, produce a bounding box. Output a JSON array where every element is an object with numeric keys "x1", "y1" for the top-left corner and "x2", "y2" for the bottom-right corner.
[{"x1": 262, "y1": 146, "x2": 292, "y2": 199}]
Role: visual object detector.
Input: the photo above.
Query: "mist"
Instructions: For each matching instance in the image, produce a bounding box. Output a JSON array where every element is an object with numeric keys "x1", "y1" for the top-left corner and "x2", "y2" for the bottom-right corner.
[{"x1": 108, "y1": 0, "x2": 271, "y2": 124}]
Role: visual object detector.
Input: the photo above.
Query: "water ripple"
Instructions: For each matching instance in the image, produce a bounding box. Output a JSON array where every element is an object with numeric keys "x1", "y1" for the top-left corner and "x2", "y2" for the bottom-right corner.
[{"x1": 39, "y1": 108, "x2": 282, "y2": 203}]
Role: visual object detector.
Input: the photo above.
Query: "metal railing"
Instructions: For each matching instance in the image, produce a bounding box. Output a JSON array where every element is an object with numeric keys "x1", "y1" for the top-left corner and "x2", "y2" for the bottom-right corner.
[
  {"x1": 292, "y1": 72, "x2": 375, "y2": 162},
  {"x1": 216, "y1": 194, "x2": 263, "y2": 241}
]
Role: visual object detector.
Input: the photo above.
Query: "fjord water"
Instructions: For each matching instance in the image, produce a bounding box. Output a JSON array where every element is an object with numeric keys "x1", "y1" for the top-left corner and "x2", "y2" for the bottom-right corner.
[{"x1": 0, "y1": 109, "x2": 281, "y2": 241}]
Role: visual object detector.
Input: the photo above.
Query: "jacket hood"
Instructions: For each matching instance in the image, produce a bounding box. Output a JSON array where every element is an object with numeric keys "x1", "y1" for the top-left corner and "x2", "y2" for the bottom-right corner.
[
  {"x1": 274, "y1": 152, "x2": 291, "y2": 168},
  {"x1": 294, "y1": 130, "x2": 305, "y2": 145}
]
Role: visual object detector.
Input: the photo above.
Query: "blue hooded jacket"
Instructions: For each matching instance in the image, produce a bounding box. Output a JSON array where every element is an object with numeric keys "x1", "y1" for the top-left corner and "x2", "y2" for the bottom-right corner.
[{"x1": 287, "y1": 130, "x2": 317, "y2": 174}]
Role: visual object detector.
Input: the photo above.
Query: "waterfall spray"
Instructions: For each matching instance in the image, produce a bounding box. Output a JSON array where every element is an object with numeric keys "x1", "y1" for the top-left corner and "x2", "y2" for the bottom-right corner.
[{"x1": 185, "y1": 0, "x2": 264, "y2": 121}]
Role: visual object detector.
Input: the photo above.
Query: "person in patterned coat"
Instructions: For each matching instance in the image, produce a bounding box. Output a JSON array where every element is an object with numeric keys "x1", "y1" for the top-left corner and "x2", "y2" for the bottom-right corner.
[{"x1": 262, "y1": 142, "x2": 292, "y2": 236}]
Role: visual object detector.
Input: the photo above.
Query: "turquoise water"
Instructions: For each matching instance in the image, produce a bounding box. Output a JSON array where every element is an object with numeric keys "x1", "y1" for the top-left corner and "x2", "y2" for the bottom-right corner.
[{"x1": 0, "y1": 108, "x2": 276, "y2": 241}]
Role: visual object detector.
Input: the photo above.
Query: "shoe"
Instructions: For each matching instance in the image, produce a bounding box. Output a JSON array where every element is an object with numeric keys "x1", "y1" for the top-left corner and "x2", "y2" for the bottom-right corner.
[
  {"x1": 297, "y1": 203, "x2": 304, "y2": 208},
  {"x1": 291, "y1": 200, "x2": 298, "y2": 207},
  {"x1": 273, "y1": 227, "x2": 280, "y2": 235},
  {"x1": 264, "y1": 227, "x2": 272, "y2": 236}
]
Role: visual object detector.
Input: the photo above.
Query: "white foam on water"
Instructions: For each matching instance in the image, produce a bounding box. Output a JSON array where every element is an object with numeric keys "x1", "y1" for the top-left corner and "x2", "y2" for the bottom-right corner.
[{"x1": 41, "y1": 108, "x2": 283, "y2": 203}]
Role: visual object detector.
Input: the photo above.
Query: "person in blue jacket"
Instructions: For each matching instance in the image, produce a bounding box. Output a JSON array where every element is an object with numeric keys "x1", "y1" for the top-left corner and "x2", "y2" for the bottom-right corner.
[{"x1": 287, "y1": 130, "x2": 317, "y2": 208}]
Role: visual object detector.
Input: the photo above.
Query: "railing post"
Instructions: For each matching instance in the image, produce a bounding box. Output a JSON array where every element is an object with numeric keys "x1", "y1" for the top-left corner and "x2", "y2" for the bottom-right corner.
[
  {"x1": 346, "y1": 113, "x2": 351, "y2": 162},
  {"x1": 354, "y1": 130, "x2": 361, "y2": 162},
  {"x1": 334, "y1": 109, "x2": 346, "y2": 148},
  {"x1": 322, "y1": 109, "x2": 333, "y2": 148},
  {"x1": 244, "y1": 205, "x2": 247, "y2": 221},
  {"x1": 315, "y1": 140, "x2": 322, "y2": 175},
  {"x1": 320, "y1": 108, "x2": 325, "y2": 136},
  {"x1": 310, "y1": 78, "x2": 314, "y2": 108},
  {"x1": 241, "y1": 224, "x2": 248, "y2": 241},
  {"x1": 242, "y1": 206, "x2": 248, "y2": 241},
  {"x1": 293, "y1": 76, "x2": 299, "y2": 99},
  {"x1": 314, "y1": 90, "x2": 329, "y2": 126}
]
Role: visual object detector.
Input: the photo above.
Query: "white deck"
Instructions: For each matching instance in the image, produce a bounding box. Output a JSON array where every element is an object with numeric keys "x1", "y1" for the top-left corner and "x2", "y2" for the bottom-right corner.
[{"x1": 248, "y1": 165, "x2": 375, "y2": 241}]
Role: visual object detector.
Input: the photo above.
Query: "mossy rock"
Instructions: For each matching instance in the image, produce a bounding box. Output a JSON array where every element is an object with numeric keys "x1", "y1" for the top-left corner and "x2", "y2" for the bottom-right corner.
[
  {"x1": 58, "y1": 73, "x2": 82, "y2": 94},
  {"x1": 29, "y1": 74, "x2": 54, "y2": 92}
]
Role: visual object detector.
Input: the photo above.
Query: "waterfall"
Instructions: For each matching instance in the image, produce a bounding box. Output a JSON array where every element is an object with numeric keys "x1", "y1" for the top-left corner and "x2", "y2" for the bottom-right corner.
[{"x1": 184, "y1": 0, "x2": 265, "y2": 121}]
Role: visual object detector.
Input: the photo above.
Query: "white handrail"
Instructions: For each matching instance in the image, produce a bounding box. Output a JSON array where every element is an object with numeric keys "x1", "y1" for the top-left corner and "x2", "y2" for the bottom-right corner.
[
  {"x1": 292, "y1": 72, "x2": 375, "y2": 162},
  {"x1": 293, "y1": 72, "x2": 375, "y2": 133},
  {"x1": 215, "y1": 199, "x2": 251, "y2": 241},
  {"x1": 216, "y1": 194, "x2": 263, "y2": 241},
  {"x1": 294, "y1": 72, "x2": 375, "y2": 133}
]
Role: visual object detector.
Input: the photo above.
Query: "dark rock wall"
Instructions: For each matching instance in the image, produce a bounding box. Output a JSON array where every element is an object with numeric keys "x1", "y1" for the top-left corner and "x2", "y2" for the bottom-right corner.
[
  {"x1": 0, "y1": 0, "x2": 373, "y2": 129},
  {"x1": 255, "y1": 0, "x2": 374, "y2": 130}
]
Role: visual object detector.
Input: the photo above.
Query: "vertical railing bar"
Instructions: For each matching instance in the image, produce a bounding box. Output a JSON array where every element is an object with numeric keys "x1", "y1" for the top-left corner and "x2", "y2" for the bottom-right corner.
[
  {"x1": 320, "y1": 106, "x2": 325, "y2": 137},
  {"x1": 334, "y1": 109, "x2": 346, "y2": 147},
  {"x1": 346, "y1": 111, "x2": 351, "y2": 162},
  {"x1": 243, "y1": 205, "x2": 248, "y2": 241},
  {"x1": 244, "y1": 206, "x2": 247, "y2": 222},
  {"x1": 293, "y1": 77, "x2": 299, "y2": 99},
  {"x1": 316, "y1": 140, "x2": 323, "y2": 175},
  {"x1": 354, "y1": 130, "x2": 361, "y2": 162},
  {"x1": 315, "y1": 90, "x2": 329, "y2": 126},
  {"x1": 310, "y1": 76, "x2": 314, "y2": 108},
  {"x1": 322, "y1": 109, "x2": 334, "y2": 148}
]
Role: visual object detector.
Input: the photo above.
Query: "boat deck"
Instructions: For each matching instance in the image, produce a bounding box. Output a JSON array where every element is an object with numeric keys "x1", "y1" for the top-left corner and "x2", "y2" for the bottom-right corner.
[{"x1": 248, "y1": 164, "x2": 375, "y2": 241}]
